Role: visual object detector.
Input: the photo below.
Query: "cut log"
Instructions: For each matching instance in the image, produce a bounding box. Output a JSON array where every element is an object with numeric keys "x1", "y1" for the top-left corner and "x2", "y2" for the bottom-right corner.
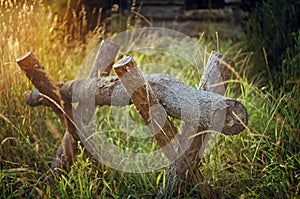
[
  {"x1": 55, "y1": 40, "x2": 120, "y2": 170},
  {"x1": 16, "y1": 52, "x2": 67, "y2": 127},
  {"x1": 113, "y1": 56, "x2": 179, "y2": 160},
  {"x1": 27, "y1": 73, "x2": 247, "y2": 135},
  {"x1": 199, "y1": 51, "x2": 235, "y2": 94},
  {"x1": 19, "y1": 49, "x2": 247, "y2": 197},
  {"x1": 16, "y1": 52, "x2": 78, "y2": 169},
  {"x1": 164, "y1": 51, "x2": 240, "y2": 198},
  {"x1": 89, "y1": 40, "x2": 120, "y2": 78},
  {"x1": 197, "y1": 51, "x2": 238, "y2": 158}
]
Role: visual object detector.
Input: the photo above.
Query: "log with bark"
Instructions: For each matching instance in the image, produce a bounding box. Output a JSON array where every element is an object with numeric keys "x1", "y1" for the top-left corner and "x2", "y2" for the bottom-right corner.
[
  {"x1": 159, "y1": 51, "x2": 240, "y2": 198},
  {"x1": 113, "y1": 56, "x2": 180, "y2": 160},
  {"x1": 26, "y1": 72, "x2": 247, "y2": 136},
  {"x1": 17, "y1": 41, "x2": 120, "y2": 170},
  {"x1": 17, "y1": 46, "x2": 248, "y2": 198},
  {"x1": 16, "y1": 52, "x2": 79, "y2": 169}
]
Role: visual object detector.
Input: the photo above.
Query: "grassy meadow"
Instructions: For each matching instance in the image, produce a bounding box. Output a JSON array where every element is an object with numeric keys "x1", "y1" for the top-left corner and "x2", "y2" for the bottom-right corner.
[{"x1": 0, "y1": 0, "x2": 299, "y2": 198}]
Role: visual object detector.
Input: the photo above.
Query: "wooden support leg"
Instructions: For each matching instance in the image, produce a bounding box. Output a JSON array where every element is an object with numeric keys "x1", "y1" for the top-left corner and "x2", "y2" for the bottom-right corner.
[
  {"x1": 17, "y1": 40, "x2": 120, "y2": 171},
  {"x1": 113, "y1": 56, "x2": 179, "y2": 160},
  {"x1": 16, "y1": 52, "x2": 80, "y2": 171},
  {"x1": 161, "y1": 51, "x2": 237, "y2": 198},
  {"x1": 52, "y1": 40, "x2": 119, "y2": 170}
]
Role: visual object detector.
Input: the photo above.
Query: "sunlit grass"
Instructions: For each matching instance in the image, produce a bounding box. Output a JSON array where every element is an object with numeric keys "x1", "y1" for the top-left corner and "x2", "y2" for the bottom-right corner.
[
  {"x1": 0, "y1": 0, "x2": 299, "y2": 198},
  {"x1": 0, "y1": 1, "x2": 97, "y2": 196}
]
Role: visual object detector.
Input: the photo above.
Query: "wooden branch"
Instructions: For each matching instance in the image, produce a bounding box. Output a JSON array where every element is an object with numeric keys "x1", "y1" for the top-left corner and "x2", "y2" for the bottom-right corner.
[
  {"x1": 89, "y1": 40, "x2": 120, "y2": 78},
  {"x1": 16, "y1": 52, "x2": 78, "y2": 169},
  {"x1": 51, "y1": 131, "x2": 77, "y2": 169},
  {"x1": 16, "y1": 52, "x2": 66, "y2": 126},
  {"x1": 199, "y1": 51, "x2": 234, "y2": 94},
  {"x1": 26, "y1": 73, "x2": 247, "y2": 135},
  {"x1": 54, "y1": 40, "x2": 120, "y2": 170},
  {"x1": 197, "y1": 51, "x2": 238, "y2": 157},
  {"x1": 162, "y1": 52, "x2": 242, "y2": 198},
  {"x1": 188, "y1": 51, "x2": 237, "y2": 162},
  {"x1": 113, "y1": 56, "x2": 179, "y2": 160},
  {"x1": 20, "y1": 51, "x2": 247, "y2": 175},
  {"x1": 17, "y1": 43, "x2": 120, "y2": 170},
  {"x1": 19, "y1": 50, "x2": 247, "y2": 198}
]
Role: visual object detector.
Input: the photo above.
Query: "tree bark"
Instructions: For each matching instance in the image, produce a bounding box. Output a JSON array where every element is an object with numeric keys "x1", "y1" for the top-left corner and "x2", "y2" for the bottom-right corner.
[
  {"x1": 16, "y1": 52, "x2": 79, "y2": 169},
  {"x1": 26, "y1": 73, "x2": 247, "y2": 135},
  {"x1": 113, "y1": 56, "x2": 180, "y2": 160},
  {"x1": 159, "y1": 51, "x2": 243, "y2": 198},
  {"x1": 89, "y1": 40, "x2": 120, "y2": 78},
  {"x1": 19, "y1": 50, "x2": 247, "y2": 181},
  {"x1": 17, "y1": 40, "x2": 121, "y2": 170},
  {"x1": 54, "y1": 40, "x2": 120, "y2": 170}
]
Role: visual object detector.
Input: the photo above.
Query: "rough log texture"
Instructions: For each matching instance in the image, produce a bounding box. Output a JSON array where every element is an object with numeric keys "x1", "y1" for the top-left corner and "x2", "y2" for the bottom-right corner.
[
  {"x1": 199, "y1": 51, "x2": 234, "y2": 94},
  {"x1": 27, "y1": 73, "x2": 247, "y2": 135},
  {"x1": 19, "y1": 50, "x2": 247, "y2": 197},
  {"x1": 113, "y1": 56, "x2": 179, "y2": 160},
  {"x1": 16, "y1": 52, "x2": 67, "y2": 128},
  {"x1": 54, "y1": 40, "x2": 120, "y2": 169},
  {"x1": 89, "y1": 40, "x2": 120, "y2": 78},
  {"x1": 196, "y1": 51, "x2": 237, "y2": 159},
  {"x1": 16, "y1": 52, "x2": 78, "y2": 169},
  {"x1": 164, "y1": 51, "x2": 240, "y2": 198}
]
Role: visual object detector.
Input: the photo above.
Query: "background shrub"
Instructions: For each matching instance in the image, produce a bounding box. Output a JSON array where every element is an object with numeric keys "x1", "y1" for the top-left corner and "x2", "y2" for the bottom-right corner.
[{"x1": 244, "y1": 0, "x2": 300, "y2": 86}]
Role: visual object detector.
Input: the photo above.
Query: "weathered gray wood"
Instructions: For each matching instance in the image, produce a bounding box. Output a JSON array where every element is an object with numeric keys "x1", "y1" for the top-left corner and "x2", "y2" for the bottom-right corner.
[
  {"x1": 197, "y1": 51, "x2": 239, "y2": 158},
  {"x1": 19, "y1": 49, "x2": 248, "y2": 199},
  {"x1": 19, "y1": 50, "x2": 247, "y2": 199},
  {"x1": 199, "y1": 51, "x2": 234, "y2": 94},
  {"x1": 53, "y1": 40, "x2": 120, "y2": 170},
  {"x1": 27, "y1": 73, "x2": 247, "y2": 135},
  {"x1": 89, "y1": 40, "x2": 120, "y2": 78},
  {"x1": 159, "y1": 51, "x2": 242, "y2": 198}
]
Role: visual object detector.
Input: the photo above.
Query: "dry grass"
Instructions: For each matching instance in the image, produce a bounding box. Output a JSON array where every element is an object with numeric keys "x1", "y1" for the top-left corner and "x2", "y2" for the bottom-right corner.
[{"x1": 0, "y1": 0, "x2": 299, "y2": 198}]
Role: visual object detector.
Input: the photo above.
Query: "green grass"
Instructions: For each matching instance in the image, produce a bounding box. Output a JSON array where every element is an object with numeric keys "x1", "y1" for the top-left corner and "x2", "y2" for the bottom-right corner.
[
  {"x1": 244, "y1": 0, "x2": 300, "y2": 85},
  {"x1": 1, "y1": 0, "x2": 299, "y2": 198}
]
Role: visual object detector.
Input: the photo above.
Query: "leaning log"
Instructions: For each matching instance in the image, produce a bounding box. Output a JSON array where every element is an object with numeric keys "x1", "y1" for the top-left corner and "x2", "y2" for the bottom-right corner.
[
  {"x1": 16, "y1": 52, "x2": 79, "y2": 169},
  {"x1": 89, "y1": 40, "x2": 120, "y2": 78},
  {"x1": 26, "y1": 73, "x2": 247, "y2": 135},
  {"x1": 162, "y1": 51, "x2": 237, "y2": 198},
  {"x1": 55, "y1": 40, "x2": 120, "y2": 169},
  {"x1": 113, "y1": 56, "x2": 179, "y2": 160},
  {"x1": 16, "y1": 52, "x2": 68, "y2": 128}
]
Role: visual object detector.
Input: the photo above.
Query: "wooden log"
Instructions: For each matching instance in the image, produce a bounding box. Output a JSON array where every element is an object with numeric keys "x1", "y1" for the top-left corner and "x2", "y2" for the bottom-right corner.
[
  {"x1": 51, "y1": 131, "x2": 77, "y2": 169},
  {"x1": 20, "y1": 49, "x2": 247, "y2": 198},
  {"x1": 197, "y1": 51, "x2": 238, "y2": 159},
  {"x1": 16, "y1": 52, "x2": 66, "y2": 125},
  {"x1": 18, "y1": 42, "x2": 120, "y2": 169},
  {"x1": 54, "y1": 40, "x2": 120, "y2": 170},
  {"x1": 113, "y1": 56, "x2": 179, "y2": 160},
  {"x1": 16, "y1": 52, "x2": 78, "y2": 169},
  {"x1": 26, "y1": 72, "x2": 248, "y2": 135},
  {"x1": 165, "y1": 51, "x2": 240, "y2": 198},
  {"x1": 199, "y1": 51, "x2": 234, "y2": 94},
  {"x1": 89, "y1": 40, "x2": 120, "y2": 78}
]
